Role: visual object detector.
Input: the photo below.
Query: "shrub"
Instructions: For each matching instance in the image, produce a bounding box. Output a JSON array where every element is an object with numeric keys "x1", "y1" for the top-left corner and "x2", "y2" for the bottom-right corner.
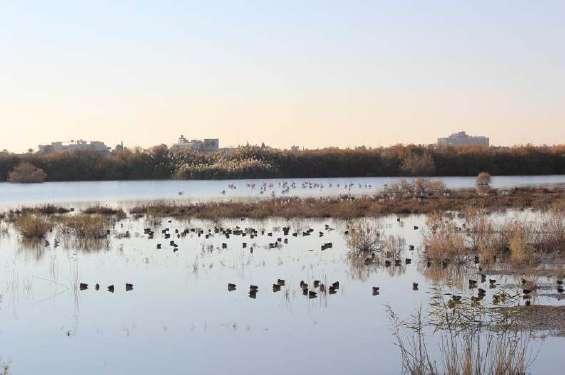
[
  {"x1": 476, "y1": 172, "x2": 491, "y2": 194},
  {"x1": 8, "y1": 162, "x2": 47, "y2": 183}
]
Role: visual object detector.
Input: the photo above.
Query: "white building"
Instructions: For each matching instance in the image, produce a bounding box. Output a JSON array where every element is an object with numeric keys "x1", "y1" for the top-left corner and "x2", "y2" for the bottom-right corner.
[
  {"x1": 437, "y1": 131, "x2": 489, "y2": 146},
  {"x1": 38, "y1": 140, "x2": 110, "y2": 154},
  {"x1": 171, "y1": 135, "x2": 219, "y2": 152}
]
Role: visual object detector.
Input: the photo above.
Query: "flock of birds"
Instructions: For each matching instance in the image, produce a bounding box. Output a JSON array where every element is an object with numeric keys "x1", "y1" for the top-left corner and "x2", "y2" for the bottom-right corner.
[
  {"x1": 79, "y1": 282, "x2": 133, "y2": 293},
  {"x1": 226, "y1": 279, "x2": 342, "y2": 299},
  {"x1": 220, "y1": 180, "x2": 379, "y2": 197},
  {"x1": 73, "y1": 215, "x2": 563, "y2": 306}
]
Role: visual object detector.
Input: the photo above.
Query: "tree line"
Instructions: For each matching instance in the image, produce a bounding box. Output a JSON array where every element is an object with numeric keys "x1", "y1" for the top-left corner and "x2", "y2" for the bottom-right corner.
[{"x1": 0, "y1": 144, "x2": 563, "y2": 182}]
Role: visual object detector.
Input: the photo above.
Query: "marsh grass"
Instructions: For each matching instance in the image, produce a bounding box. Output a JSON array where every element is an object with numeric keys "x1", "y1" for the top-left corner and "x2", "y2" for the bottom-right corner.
[
  {"x1": 14, "y1": 215, "x2": 53, "y2": 239},
  {"x1": 127, "y1": 186, "x2": 564, "y2": 219},
  {"x1": 346, "y1": 219, "x2": 382, "y2": 253},
  {"x1": 388, "y1": 303, "x2": 533, "y2": 375},
  {"x1": 56, "y1": 214, "x2": 111, "y2": 239},
  {"x1": 423, "y1": 213, "x2": 466, "y2": 262},
  {"x1": 82, "y1": 205, "x2": 126, "y2": 218}
]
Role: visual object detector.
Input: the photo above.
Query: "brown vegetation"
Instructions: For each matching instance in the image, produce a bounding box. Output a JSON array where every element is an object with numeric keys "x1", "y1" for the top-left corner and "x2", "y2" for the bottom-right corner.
[
  {"x1": 82, "y1": 205, "x2": 126, "y2": 218},
  {"x1": 1, "y1": 144, "x2": 564, "y2": 182},
  {"x1": 128, "y1": 185, "x2": 565, "y2": 220},
  {"x1": 56, "y1": 214, "x2": 111, "y2": 239},
  {"x1": 14, "y1": 215, "x2": 53, "y2": 239},
  {"x1": 7, "y1": 162, "x2": 47, "y2": 183},
  {"x1": 346, "y1": 220, "x2": 382, "y2": 252}
]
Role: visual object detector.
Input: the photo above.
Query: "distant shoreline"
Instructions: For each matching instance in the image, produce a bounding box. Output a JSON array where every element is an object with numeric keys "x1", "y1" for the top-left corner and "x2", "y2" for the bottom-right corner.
[{"x1": 1, "y1": 144, "x2": 564, "y2": 182}]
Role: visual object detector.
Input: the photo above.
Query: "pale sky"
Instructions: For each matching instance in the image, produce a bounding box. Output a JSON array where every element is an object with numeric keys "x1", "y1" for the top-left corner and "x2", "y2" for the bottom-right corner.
[{"x1": 1, "y1": 0, "x2": 564, "y2": 152}]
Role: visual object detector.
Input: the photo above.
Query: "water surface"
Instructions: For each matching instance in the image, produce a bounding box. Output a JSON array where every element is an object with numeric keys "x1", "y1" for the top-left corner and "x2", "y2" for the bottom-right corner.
[
  {"x1": 0, "y1": 175, "x2": 564, "y2": 208},
  {"x1": 0, "y1": 212, "x2": 563, "y2": 374}
]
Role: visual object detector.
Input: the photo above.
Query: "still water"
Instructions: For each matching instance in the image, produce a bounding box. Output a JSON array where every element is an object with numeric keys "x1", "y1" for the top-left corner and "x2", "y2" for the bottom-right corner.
[
  {"x1": 0, "y1": 212, "x2": 563, "y2": 374},
  {"x1": 0, "y1": 175, "x2": 564, "y2": 207}
]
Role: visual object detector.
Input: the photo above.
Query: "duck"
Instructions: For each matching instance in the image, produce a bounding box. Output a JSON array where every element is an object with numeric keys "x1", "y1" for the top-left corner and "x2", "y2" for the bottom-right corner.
[
  {"x1": 249, "y1": 285, "x2": 259, "y2": 292},
  {"x1": 107, "y1": 285, "x2": 115, "y2": 293},
  {"x1": 372, "y1": 287, "x2": 380, "y2": 295},
  {"x1": 126, "y1": 283, "x2": 133, "y2": 291},
  {"x1": 308, "y1": 291, "x2": 317, "y2": 299},
  {"x1": 95, "y1": 283, "x2": 100, "y2": 291},
  {"x1": 79, "y1": 283, "x2": 88, "y2": 290},
  {"x1": 277, "y1": 279, "x2": 285, "y2": 286},
  {"x1": 272, "y1": 284, "x2": 281, "y2": 292},
  {"x1": 331, "y1": 281, "x2": 340, "y2": 289},
  {"x1": 412, "y1": 283, "x2": 419, "y2": 291},
  {"x1": 227, "y1": 283, "x2": 236, "y2": 291}
]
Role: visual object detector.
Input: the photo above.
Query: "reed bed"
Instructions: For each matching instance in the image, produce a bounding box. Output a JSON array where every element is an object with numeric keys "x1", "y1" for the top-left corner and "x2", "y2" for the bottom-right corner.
[
  {"x1": 388, "y1": 303, "x2": 534, "y2": 375},
  {"x1": 423, "y1": 208, "x2": 564, "y2": 265},
  {"x1": 128, "y1": 185, "x2": 565, "y2": 219},
  {"x1": 82, "y1": 205, "x2": 126, "y2": 218},
  {"x1": 56, "y1": 214, "x2": 111, "y2": 239},
  {"x1": 13, "y1": 214, "x2": 53, "y2": 239}
]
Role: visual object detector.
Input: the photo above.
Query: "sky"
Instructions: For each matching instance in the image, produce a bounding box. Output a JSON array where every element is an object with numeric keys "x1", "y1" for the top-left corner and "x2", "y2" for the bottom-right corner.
[{"x1": 1, "y1": 0, "x2": 564, "y2": 152}]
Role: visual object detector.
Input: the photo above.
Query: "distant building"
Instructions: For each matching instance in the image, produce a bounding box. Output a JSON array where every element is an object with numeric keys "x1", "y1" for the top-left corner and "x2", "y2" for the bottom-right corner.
[
  {"x1": 37, "y1": 140, "x2": 110, "y2": 154},
  {"x1": 437, "y1": 131, "x2": 489, "y2": 146},
  {"x1": 171, "y1": 135, "x2": 220, "y2": 152}
]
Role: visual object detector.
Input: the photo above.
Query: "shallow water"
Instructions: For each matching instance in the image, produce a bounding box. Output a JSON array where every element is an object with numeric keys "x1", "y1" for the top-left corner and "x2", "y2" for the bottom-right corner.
[
  {"x1": 0, "y1": 175, "x2": 564, "y2": 208},
  {"x1": 0, "y1": 212, "x2": 563, "y2": 374}
]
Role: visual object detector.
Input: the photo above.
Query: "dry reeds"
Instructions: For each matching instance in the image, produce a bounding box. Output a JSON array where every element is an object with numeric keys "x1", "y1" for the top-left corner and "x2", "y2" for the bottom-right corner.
[
  {"x1": 14, "y1": 214, "x2": 52, "y2": 239},
  {"x1": 346, "y1": 219, "x2": 382, "y2": 253},
  {"x1": 82, "y1": 205, "x2": 126, "y2": 218},
  {"x1": 56, "y1": 214, "x2": 110, "y2": 239},
  {"x1": 388, "y1": 304, "x2": 533, "y2": 375},
  {"x1": 423, "y1": 212, "x2": 466, "y2": 261},
  {"x1": 126, "y1": 186, "x2": 564, "y2": 219}
]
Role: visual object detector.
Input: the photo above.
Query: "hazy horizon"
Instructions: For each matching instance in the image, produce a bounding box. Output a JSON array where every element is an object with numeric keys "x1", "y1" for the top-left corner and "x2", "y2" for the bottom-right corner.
[{"x1": 2, "y1": 1, "x2": 564, "y2": 152}]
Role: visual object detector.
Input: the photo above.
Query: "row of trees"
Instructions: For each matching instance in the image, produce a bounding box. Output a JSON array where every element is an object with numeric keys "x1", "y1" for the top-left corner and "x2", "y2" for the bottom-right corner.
[{"x1": 0, "y1": 144, "x2": 563, "y2": 182}]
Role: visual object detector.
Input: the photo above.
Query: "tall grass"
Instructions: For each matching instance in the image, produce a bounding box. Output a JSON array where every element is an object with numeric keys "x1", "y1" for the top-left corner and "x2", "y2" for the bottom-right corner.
[
  {"x1": 346, "y1": 219, "x2": 382, "y2": 252},
  {"x1": 57, "y1": 214, "x2": 110, "y2": 239},
  {"x1": 387, "y1": 304, "x2": 533, "y2": 375},
  {"x1": 14, "y1": 215, "x2": 52, "y2": 239},
  {"x1": 423, "y1": 213, "x2": 466, "y2": 261}
]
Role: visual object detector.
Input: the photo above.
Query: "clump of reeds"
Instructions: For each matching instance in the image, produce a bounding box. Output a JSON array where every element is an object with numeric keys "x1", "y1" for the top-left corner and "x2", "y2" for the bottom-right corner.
[
  {"x1": 382, "y1": 234, "x2": 405, "y2": 259},
  {"x1": 382, "y1": 178, "x2": 447, "y2": 200},
  {"x1": 346, "y1": 219, "x2": 382, "y2": 252},
  {"x1": 56, "y1": 214, "x2": 110, "y2": 239},
  {"x1": 82, "y1": 205, "x2": 126, "y2": 218},
  {"x1": 505, "y1": 222, "x2": 535, "y2": 265},
  {"x1": 14, "y1": 214, "x2": 52, "y2": 239},
  {"x1": 535, "y1": 208, "x2": 565, "y2": 253},
  {"x1": 423, "y1": 212, "x2": 466, "y2": 261},
  {"x1": 464, "y1": 207, "x2": 505, "y2": 263},
  {"x1": 388, "y1": 303, "x2": 533, "y2": 375}
]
